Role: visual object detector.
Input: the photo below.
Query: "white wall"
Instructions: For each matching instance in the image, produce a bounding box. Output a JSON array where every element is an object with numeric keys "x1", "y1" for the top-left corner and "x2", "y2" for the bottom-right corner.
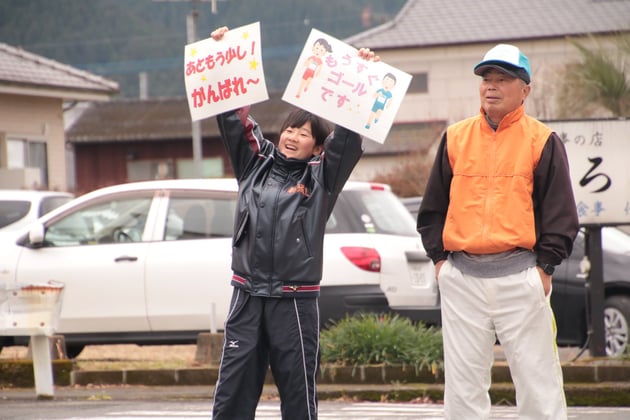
[{"x1": 378, "y1": 35, "x2": 619, "y2": 125}]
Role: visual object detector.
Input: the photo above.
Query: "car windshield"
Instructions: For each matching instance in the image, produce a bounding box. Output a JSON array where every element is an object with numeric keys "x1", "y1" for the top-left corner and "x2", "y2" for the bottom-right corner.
[
  {"x1": 327, "y1": 189, "x2": 418, "y2": 237},
  {"x1": 0, "y1": 200, "x2": 30, "y2": 228}
]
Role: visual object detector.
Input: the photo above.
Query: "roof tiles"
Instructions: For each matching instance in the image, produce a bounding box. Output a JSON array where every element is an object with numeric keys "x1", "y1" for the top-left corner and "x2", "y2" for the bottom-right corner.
[
  {"x1": 346, "y1": 0, "x2": 630, "y2": 48},
  {"x1": 0, "y1": 42, "x2": 118, "y2": 95}
]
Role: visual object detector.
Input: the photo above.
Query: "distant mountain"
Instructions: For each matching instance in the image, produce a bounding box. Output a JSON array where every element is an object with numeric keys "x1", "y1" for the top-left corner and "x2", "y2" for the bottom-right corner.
[{"x1": 0, "y1": 0, "x2": 405, "y2": 98}]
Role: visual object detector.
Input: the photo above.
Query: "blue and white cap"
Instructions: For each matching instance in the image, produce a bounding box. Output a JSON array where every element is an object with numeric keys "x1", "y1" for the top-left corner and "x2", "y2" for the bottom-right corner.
[{"x1": 473, "y1": 44, "x2": 531, "y2": 84}]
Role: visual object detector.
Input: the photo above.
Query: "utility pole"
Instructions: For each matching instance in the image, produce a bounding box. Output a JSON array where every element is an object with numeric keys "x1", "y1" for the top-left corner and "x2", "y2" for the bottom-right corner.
[
  {"x1": 154, "y1": 0, "x2": 219, "y2": 178},
  {"x1": 187, "y1": 2, "x2": 203, "y2": 178},
  {"x1": 585, "y1": 226, "x2": 607, "y2": 357}
]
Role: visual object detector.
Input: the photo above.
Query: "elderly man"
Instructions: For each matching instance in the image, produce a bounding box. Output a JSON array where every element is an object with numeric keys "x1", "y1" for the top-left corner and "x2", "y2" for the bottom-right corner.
[{"x1": 418, "y1": 44, "x2": 579, "y2": 419}]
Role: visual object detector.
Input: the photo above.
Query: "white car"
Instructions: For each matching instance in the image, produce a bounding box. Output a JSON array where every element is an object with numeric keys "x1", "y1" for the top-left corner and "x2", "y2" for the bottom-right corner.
[
  {"x1": 0, "y1": 179, "x2": 438, "y2": 357},
  {"x1": 0, "y1": 190, "x2": 74, "y2": 231}
]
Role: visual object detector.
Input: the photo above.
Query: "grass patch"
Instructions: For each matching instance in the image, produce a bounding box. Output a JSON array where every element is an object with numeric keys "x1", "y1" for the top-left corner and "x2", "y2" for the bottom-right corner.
[{"x1": 320, "y1": 312, "x2": 443, "y2": 374}]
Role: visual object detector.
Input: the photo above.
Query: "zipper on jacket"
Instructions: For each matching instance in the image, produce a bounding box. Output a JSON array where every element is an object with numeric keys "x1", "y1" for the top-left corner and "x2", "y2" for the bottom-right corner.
[
  {"x1": 482, "y1": 131, "x2": 497, "y2": 242},
  {"x1": 268, "y1": 181, "x2": 282, "y2": 295}
]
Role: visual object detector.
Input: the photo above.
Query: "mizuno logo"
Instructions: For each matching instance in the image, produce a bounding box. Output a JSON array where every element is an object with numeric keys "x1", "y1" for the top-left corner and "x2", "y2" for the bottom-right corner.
[{"x1": 228, "y1": 340, "x2": 239, "y2": 349}]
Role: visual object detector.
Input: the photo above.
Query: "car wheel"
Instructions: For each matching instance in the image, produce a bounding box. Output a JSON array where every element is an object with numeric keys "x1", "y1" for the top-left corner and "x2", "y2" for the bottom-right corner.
[
  {"x1": 65, "y1": 344, "x2": 85, "y2": 359},
  {"x1": 604, "y1": 296, "x2": 630, "y2": 357}
]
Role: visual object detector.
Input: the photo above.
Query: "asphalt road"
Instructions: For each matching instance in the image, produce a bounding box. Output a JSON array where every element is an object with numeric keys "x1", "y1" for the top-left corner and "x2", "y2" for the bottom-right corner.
[{"x1": 3, "y1": 398, "x2": 630, "y2": 419}]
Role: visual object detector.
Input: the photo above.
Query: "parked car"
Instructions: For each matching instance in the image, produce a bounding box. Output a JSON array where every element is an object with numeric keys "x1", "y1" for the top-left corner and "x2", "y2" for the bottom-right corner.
[
  {"x1": 400, "y1": 195, "x2": 630, "y2": 357},
  {"x1": 554, "y1": 226, "x2": 630, "y2": 357},
  {"x1": 0, "y1": 190, "x2": 74, "y2": 231},
  {"x1": 400, "y1": 196, "x2": 422, "y2": 220},
  {"x1": 0, "y1": 179, "x2": 438, "y2": 357}
]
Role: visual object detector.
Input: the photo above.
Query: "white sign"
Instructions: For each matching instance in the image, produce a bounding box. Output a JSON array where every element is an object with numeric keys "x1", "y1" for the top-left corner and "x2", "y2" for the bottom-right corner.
[
  {"x1": 282, "y1": 29, "x2": 411, "y2": 144},
  {"x1": 547, "y1": 120, "x2": 630, "y2": 225},
  {"x1": 184, "y1": 22, "x2": 268, "y2": 121}
]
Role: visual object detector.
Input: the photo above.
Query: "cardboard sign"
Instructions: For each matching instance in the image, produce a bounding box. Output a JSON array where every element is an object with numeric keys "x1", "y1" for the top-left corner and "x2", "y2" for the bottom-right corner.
[
  {"x1": 184, "y1": 22, "x2": 268, "y2": 121},
  {"x1": 283, "y1": 28, "x2": 411, "y2": 144}
]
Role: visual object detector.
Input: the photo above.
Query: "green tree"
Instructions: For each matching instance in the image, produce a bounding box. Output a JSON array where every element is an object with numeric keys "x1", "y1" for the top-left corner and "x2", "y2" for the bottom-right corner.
[{"x1": 557, "y1": 34, "x2": 630, "y2": 118}]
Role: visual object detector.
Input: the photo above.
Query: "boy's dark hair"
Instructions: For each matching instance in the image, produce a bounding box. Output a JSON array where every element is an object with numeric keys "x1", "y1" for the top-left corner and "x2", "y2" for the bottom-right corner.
[
  {"x1": 384, "y1": 72, "x2": 397, "y2": 84},
  {"x1": 314, "y1": 38, "x2": 332, "y2": 53},
  {"x1": 281, "y1": 109, "x2": 332, "y2": 147}
]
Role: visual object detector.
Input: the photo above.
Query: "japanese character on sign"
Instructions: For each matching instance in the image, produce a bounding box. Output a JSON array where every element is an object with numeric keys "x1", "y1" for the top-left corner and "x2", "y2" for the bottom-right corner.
[
  {"x1": 190, "y1": 77, "x2": 261, "y2": 107},
  {"x1": 580, "y1": 157, "x2": 612, "y2": 193}
]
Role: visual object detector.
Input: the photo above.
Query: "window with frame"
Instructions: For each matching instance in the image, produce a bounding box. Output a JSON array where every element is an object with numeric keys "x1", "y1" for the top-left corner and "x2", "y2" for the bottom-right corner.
[
  {"x1": 126, "y1": 157, "x2": 225, "y2": 181},
  {"x1": 44, "y1": 194, "x2": 154, "y2": 246},
  {"x1": 3, "y1": 137, "x2": 49, "y2": 186},
  {"x1": 164, "y1": 193, "x2": 236, "y2": 241},
  {"x1": 408, "y1": 72, "x2": 428, "y2": 93}
]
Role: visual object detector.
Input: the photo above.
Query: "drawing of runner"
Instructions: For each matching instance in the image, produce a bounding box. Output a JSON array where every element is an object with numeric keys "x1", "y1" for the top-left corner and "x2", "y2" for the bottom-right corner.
[
  {"x1": 296, "y1": 38, "x2": 333, "y2": 98},
  {"x1": 365, "y1": 72, "x2": 396, "y2": 129}
]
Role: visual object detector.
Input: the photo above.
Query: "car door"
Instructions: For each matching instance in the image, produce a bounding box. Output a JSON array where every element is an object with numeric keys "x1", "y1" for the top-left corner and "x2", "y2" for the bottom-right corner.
[
  {"x1": 144, "y1": 190, "x2": 236, "y2": 333},
  {"x1": 13, "y1": 191, "x2": 156, "y2": 333}
]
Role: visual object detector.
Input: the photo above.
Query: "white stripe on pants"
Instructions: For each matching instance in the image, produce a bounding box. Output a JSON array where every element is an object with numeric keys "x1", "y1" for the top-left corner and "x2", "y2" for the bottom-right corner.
[{"x1": 439, "y1": 260, "x2": 567, "y2": 420}]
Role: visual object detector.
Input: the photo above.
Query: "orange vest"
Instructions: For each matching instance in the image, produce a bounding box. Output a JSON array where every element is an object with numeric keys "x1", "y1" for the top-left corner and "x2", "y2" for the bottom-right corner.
[{"x1": 443, "y1": 106, "x2": 551, "y2": 254}]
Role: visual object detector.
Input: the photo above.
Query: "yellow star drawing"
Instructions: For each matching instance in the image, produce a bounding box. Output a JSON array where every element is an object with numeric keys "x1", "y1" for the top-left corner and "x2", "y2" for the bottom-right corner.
[
  {"x1": 190, "y1": 47, "x2": 197, "y2": 58},
  {"x1": 242, "y1": 31, "x2": 249, "y2": 40},
  {"x1": 201, "y1": 75, "x2": 207, "y2": 82},
  {"x1": 250, "y1": 59, "x2": 259, "y2": 70}
]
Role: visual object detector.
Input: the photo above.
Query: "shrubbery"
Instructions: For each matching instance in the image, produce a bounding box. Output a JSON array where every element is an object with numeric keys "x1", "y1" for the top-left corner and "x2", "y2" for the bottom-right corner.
[{"x1": 320, "y1": 312, "x2": 443, "y2": 373}]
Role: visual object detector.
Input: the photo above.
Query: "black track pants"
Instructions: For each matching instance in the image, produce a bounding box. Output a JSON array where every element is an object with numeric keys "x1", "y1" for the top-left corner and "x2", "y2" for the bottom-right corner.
[{"x1": 212, "y1": 289, "x2": 320, "y2": 420}]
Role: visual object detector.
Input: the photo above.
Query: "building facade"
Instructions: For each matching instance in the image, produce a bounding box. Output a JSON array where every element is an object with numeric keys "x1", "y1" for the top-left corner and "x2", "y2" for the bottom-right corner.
[{"x1": 0, "y1": 43, "x2": 118, "y2": 191}]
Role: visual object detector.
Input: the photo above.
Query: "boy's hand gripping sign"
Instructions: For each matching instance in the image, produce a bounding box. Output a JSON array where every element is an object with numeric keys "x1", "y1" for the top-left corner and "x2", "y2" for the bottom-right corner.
[
  {"x1": 184, "y1": 22, "x2": 268, "y2": 121},
  {"x1": 283, "y1": 29, "x2": 411, "y2": 144}
]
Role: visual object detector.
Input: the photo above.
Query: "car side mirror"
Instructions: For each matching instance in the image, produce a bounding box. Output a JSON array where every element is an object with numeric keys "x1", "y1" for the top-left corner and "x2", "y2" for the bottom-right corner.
[{"x1": 27, "y1": 223, "x2": 45, "y2": 247}]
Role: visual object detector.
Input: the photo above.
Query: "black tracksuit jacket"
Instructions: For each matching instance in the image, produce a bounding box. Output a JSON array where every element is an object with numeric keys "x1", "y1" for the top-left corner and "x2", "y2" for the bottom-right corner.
[{"x1": 216, "y1": 106, "x2": 363, "y2": 298}]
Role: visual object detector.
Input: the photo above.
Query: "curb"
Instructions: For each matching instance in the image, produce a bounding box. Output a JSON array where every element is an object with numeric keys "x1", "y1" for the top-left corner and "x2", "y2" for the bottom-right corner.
[
  {"x1": 3, "y1": 361, "x2": 630, "y2": 406},
  {"x1": 68, "y1": 363, "x2": 630, "y2": 406},
  {"x1": 68, "y1": 363, "x2": 630, "y2": 387}
]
